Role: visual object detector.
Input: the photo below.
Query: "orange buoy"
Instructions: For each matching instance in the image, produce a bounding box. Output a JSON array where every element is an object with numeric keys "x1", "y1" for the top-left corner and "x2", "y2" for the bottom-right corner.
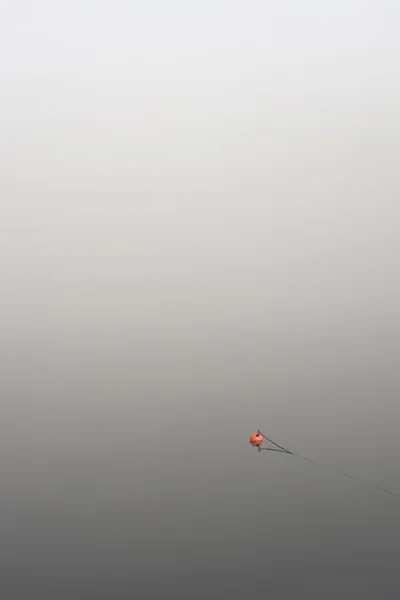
[{"x1": 249, "y1": 431, "x2": 263, "y2": 447}]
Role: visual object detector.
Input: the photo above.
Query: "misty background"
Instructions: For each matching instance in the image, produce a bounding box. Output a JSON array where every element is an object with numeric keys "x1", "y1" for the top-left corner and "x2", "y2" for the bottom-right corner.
[{"x1": 1, "y1": 1, "x2": 400, "y2": 598}]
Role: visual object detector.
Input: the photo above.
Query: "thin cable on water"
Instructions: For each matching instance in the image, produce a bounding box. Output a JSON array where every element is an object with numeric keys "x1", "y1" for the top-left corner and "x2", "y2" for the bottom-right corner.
[
  {"x1": 258, "y1": 430, "x2": 400, "y2": 499},
  {"x1": 259, "y1": 447, "x2": 287, "y2": 453}
]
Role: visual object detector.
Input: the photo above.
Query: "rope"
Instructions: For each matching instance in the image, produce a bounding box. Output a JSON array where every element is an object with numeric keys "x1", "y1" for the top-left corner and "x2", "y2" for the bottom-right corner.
[{"x1": 257, "y1": 430, "x2": 400, "y2": 499}]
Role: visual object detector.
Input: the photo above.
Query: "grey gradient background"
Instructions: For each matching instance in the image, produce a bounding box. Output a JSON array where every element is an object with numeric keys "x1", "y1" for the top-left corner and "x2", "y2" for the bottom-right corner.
[{"x1": 1, "y1": 1, "x2": 400, "y2": 598}]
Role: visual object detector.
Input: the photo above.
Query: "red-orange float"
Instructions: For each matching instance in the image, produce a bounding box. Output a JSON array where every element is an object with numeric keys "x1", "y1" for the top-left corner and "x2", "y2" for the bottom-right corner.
[{"x1": 249, "y1": 431, "x2": 263, "y2": 448}]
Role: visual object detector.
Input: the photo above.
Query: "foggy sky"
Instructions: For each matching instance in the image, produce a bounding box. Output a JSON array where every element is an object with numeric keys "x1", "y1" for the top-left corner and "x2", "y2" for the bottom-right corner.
[{"x1": 1, "y1": 1, "x2": 400, "y2": 598}]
